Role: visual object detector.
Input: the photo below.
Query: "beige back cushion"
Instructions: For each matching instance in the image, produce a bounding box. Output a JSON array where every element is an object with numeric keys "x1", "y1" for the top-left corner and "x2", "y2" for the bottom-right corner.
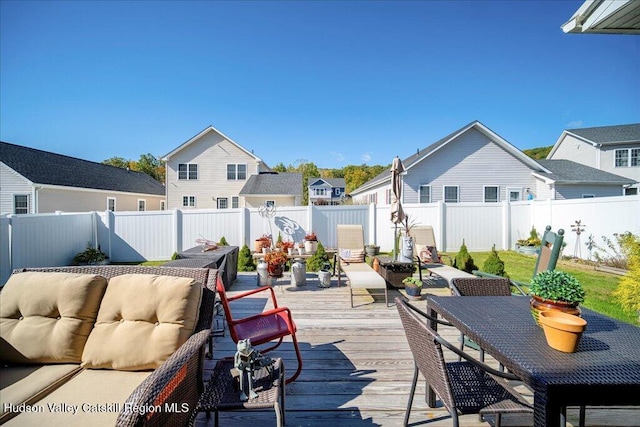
[
  {"x1": 81, "y1": 274, "x2": 202, "y2": 371},
  {"x1": 0, "y1": 272, "x2": 108, "y2": 364}
]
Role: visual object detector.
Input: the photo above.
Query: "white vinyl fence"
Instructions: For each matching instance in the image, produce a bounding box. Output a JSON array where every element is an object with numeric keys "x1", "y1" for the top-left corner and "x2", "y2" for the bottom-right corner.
[{"x1": 2, "y1": 195, "x2": 638, "y2": 285}]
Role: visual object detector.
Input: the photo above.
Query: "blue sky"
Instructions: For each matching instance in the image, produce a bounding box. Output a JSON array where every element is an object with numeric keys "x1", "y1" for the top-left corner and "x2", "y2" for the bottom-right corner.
[{"x1": 1, "y1": 0, "x2": 639, "y2": 169}]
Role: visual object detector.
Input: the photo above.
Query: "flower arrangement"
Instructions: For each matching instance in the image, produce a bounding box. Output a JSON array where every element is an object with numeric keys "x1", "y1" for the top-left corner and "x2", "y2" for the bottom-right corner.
[
  {"x1": 517, "y1": 226, "x2": 542, "y2": 247},
  {"x1": 264, "y1": 250, "x2": 288, "y2": 266},
  {"x1": 278, "y1": 240, "x2": 295, "y2": 251},
  {"x1": 305, "y1": 231, "x2": 318, "y2": 241},
  {"x1": 254, "y1": 234, "x2": 272, "y2": 252}
]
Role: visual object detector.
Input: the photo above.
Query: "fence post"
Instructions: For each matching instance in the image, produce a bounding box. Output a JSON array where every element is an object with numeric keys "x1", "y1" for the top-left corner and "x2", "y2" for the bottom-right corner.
[
  {"x1": 437, "y1": 201, "x2": 446, "y2": 251},
  {"x1": 106, "y1": 210, "x2": 115, "y2": 261},
  {"x1": 173, "y1": 209, "x2": 183, "y2": 255},
  {"x1": 241, "y1": 207, "x2": 249, "y2": 247},
  {"x1": 368, "y1": 203, "x2": 377, "y2": 244},
  {"x1": 502, "y1": 200, "x2": 511, "y2": 250}
]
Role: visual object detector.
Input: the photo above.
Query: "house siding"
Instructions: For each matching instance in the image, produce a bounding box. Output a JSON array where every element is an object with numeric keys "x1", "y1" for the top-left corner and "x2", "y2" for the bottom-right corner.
[
  {"x1": 244, "y1": 195, "x2": 299, "y2": 208},
  {"x1": 553, "y1": 185, "x2": 623, "y2": 200},
  {"x1": 551, "y1": 135, "x2": 598, "y2": 168},
  {"x1": 37, "y1": 188, "x2": 165, "y2": 213},
  {"x1": 600, "y1": 144, "x2": 640, "y2": 182},
  {"x1": 0, "y1": 163, "x2": 32, "y2": 214},
  {"x1": 165, "y1": 132, "x2": 261, "y2": 209},
  {"x1": 403, "y1": 129, "x2": 535, "y2": 203}
]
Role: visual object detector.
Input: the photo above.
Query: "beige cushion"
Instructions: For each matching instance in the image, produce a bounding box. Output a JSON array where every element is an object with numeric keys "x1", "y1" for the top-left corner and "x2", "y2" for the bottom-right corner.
[
  {"x1": 81, "y1": 274, "x2": 202, "y2": 370},
  {"x1": 415, "y1": 244, "x2": 439, "y2": 263},
  {"x1": 0, "y1": 272, "x2": 108, "y2": 364},
  {"x1": 339, "y1": 248, "x2": 365, "y2": 263},
  {"x1": 341, "y1": 263, "x2": 386, "y2": 289},
  {"x1": 0, "y1": 364, "x2": 81, "y2": 424},
  {"x1": 1, "y1": 369, "x2": 151, "y2": 427}
]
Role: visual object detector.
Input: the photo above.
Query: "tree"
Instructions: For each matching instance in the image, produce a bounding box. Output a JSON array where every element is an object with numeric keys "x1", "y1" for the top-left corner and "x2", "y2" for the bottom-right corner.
[
  {"x1": 134, "y1": 153, "x2": 165, "y2": 183},
  {"x1": 237, "y1": 244, "x2": 256, "y2": 272},
  {"x1": 102, "y1": 157, "x2": 132, "y2": 169},
  {"x1": 482, "y1": 244, "x2": 508, "y2": 277},
  {"x1": 307, "y1": 241, "x2": 330, "y2": 272},
  {"x1": 453, "y1": 240, "x2": 478, "y2": 273}
]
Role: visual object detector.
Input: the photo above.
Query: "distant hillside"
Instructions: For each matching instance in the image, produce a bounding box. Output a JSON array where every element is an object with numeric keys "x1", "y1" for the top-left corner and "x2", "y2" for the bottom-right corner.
[{"x1": 523, "y1": 146, "x2": 553, "y2": 159}]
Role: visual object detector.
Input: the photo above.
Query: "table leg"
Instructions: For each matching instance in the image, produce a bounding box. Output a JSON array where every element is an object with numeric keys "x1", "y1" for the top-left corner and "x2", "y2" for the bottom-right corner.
[
  {"x1": 534, "y1": 392, "x2": 562, "y2": 427},
  {"x1": 426, "y1": 306, "x2": 438, "y2": 407}
]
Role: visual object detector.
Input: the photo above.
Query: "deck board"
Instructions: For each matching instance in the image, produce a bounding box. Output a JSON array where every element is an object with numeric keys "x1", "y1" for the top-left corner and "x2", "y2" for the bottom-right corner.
[{"x1": 194, "y1": 272, "x2": 639, "y2": 426}]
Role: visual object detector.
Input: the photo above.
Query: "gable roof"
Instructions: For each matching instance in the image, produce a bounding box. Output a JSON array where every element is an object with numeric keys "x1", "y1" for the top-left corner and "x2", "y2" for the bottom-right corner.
[
  {"x1": 562, "y1": 0, "x2": 640, "y2": 35},
  {"x1": 351, "y1": 121, "x2": 547, "y2": 195},
  {"x1": 239, "y1": 172, "x2": 302, "y2": 196},
  {"x1": 161, "y1": 125, "x2": 266, "y2": 165},
  {"x1": 1, "y1": 141, "x2": 166, "y2": 196},
  {"x1": 309, "y1": 178, "x2": 346, "y2": 188},
  {"x1": 534, "y1": 159, "x2": 635, "y2": 185},
  {"x1": 548, "y1": 123, "x2": 640, "y2": 157}
]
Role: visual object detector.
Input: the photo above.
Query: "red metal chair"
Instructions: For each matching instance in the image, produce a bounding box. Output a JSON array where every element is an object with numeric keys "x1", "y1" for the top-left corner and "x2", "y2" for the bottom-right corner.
[{"x1": 215, "y1": 278, "x2": 302, "y2": 384}]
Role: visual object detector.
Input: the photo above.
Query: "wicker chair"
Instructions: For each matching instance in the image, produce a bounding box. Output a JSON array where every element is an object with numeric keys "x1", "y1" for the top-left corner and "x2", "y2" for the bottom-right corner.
[{"x1": 395, "y1": 297, "x2": 533, "y2": 427}]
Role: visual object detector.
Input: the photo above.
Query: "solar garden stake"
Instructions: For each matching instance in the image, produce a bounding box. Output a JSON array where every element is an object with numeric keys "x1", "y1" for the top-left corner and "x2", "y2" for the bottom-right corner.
[{"x1": 571, "y1": 220, "x2": 586, "y2": 259}]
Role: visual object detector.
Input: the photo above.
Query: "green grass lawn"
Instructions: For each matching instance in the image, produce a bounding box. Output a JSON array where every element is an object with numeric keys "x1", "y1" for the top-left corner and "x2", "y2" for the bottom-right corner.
[{"x1": 448, "y1": 250, "x2": 637, "y2": 325}]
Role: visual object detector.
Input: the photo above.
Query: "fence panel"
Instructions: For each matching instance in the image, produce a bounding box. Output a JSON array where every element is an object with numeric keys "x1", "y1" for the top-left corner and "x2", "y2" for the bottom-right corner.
[
  {"x1": 510, "y1": 201, "x2": 533, "y2": 247},
  {"x1": 1, "y1": 216, "x2": 11, "y2": 285},
  {"x1": 313, "y1": 205, "x2": 370, "y2": 248},
  {"x1": 444, "y1": 203, "x2": 504, "y2": 252},
  {"x1": 182, "y1": 209, "x2": 243, "y2": 252},
  {"x1": 247, "y1": 206, "x2": 309, "y2": 247},
  {"x1": 108, "y1": 210, "x2": 174, "y2": 262}
]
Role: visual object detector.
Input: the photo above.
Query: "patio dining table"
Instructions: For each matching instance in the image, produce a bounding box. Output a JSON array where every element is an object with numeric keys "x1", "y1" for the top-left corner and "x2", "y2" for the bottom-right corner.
[{"x1": 425, "y1": 295, "x2": 640, "y2": 427}]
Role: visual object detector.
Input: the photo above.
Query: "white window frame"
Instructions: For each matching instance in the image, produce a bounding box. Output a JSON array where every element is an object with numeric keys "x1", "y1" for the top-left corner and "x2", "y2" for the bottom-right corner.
[
  {"x1": 266, "y1": 200, "x2": 276, "y2": 207},
  {"x1": 178, "y1": 163, "x2": 198, "y2": 180},
  {"x1": 368, "y1": 193, "x2": 377, "y2": 204},
  {"x1": 107, "y1": 197, "x2": 116, "y2": 212},
  {"x1": 182, "y1": 195, "x2": 196, "y2": 207},
  {"x1": 227, "y1": 163, "x2": 248, "y2": 180},
  {"x1": 614, "y1": 148, "x2": 639, "y2": 167},
  {"x1": 443, "y1": 186, "x2": 459, "y2": 203},
  {"x1": 335, "y1": 188, "x2": 342, "y2": 196},
  {"x1": 385, "y1": 189, "x2": 392, "y2": 204},
  {"x1": 483, "y1": 185, "x2": 500, "y2": 203},
  {"x1": 232, "y1": 196, "x2": 239, "y2": 209},
  {"x1": 13, "y1": 194, "x2": 29, "y2": 214},
  {"x1": 507, "y1": 188, "x2": 522, "y2": 202},
  {"x1": 160, "y1": 200, "x2": 166, "y2": 210},
  {"x1": 419, "y1": 185, "x2": 431, "y2": 204},
  {"x1": 217, "y1": 198, "x2": 228, "y2": 209},
  {"x1": 138, "y1": 199, "x2": 146, "y2": 211},
  {"x1": 625, "y1": 187, "x2": 638, "y2": 196}
]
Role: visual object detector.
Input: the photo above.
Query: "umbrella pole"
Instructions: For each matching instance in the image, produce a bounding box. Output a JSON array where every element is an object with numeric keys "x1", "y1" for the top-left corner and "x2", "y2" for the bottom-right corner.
[{"x1": 394, "y1": 224, "x2": 398, "y2": 261}]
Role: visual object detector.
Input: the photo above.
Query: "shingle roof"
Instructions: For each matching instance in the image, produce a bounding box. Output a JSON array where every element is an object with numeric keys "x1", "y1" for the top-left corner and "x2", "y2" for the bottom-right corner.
[
  {"x1": 1, "y1": 141, "x2": 166, "y2": 195},
  {"x1": 239, "y1": 172, "x2": 302, "y2": 195},
  {"x1": 566, "y1": 123, "x2": 640, "y2": 145},
  {"x1": 309, "y1": 178, "x2": 346, "y2": 188},
  {"x1": 536, "y1": 159, "x2": 635, "y2": 184}
]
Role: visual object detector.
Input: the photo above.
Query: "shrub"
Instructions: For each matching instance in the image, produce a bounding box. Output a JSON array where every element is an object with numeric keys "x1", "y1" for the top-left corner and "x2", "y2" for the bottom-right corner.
[
  {"x1": 593, "y1": 232, "x2": 637, "y2": 270},
  {"x1": 530, "y1": 270, "x2": 585, "y2": 303},
  {"x1": 307, "y1": 241, "x2": 330, "y2": 272},
  {"x1": 171, "y1": 251, "x2": 179, "y2": 260},
  {"x1": 72, "y1": 245, "x2": 108, "y2": 265},
  {"x1": 453, "y1": 240, "x2": 478, "y2": 273},
  {"x1": 516, "y1": 226, "x2": 542, "y2": 247},
  {"x1": 237, "y1": 244, "x2": 256, "y2": 272},
  {"x1": 219, "y1": 236, "x2": 229, "y2": 246},
  {"x1": 482, "y1": 244, "x2": 508, "y2": 277},
  {"x1": 612, "y1": 233, "x2": 640, "y2": 316}
]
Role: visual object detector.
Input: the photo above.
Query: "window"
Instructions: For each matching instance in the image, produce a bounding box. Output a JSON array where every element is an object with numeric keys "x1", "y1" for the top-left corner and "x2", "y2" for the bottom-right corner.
[
  {"x1": 615, "y1": 148, "x2": 640, "y2": 167},
  {"x1": 217, "y1": 198, "x2": 228, "y2": 209},
  {"x1": 444, "y1": 186, "x2": 459, "y2": 203},
  {"x1": 632, "y1": 149, "x2": 640, "y2": 167},
  {"x1": 14, "y1": 194, "x2": 28, "y2": 214},
  {"x1": 484, "y1": 186, "x2": 499, "y2": 203},
  {"x1": 182, "y1": 196, "x2": 196, "y2": 207},
  {"x1": 615, "y1": 149, "x2": 628, "y2": 167},
  {"x1": 419, "y1": 185, "x2": 431, "y2": 203},
  {"x1": 138, "y1": 200, "x2": 146, "y2": 211},
  {"x1": 313, "y1": 188, "x2": 327, "y2": 196},
  {"x1": 107, "y1": 198, "x2": 116, "y2": 212},
  {"x1": 625, "y1": 187, "x2": 638, "y2": 196},
  {"x1": 385, "y1": 189, "x2": 392, "y2": 204},
  {"x1": 227, "y1": 164, "x2": 247, "y2": 180},
  {"x1": 266, "y1": 200, "x2": 275, "y2": 207},
  {"x1": 582, "y1": 194, "x2": 595, "y2": 198},
  {"x1": 160, "y1": 200, "x2": 166, "y2": 210},
  {"x1": 178, "y1": 163, "x2": 198, "y2": 180},
  {"x1": 368, "y1": 193, "x2": 377, "y2": 204},
  {"x1": 508, "y1": 188, "x2": 522, "y2": 202},
  {"x1": 232, "y1": 196, "x2": 239, "y2": 208}
]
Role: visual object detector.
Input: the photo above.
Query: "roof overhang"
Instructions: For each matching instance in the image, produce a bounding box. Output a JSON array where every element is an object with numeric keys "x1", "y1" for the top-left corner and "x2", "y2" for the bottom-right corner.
[
  {"x1": 562, "y1": 0, "x2": 640, "y2": 35},
  {"x1": 161, "y1": 126, "x2": 263, "y2": 163}
]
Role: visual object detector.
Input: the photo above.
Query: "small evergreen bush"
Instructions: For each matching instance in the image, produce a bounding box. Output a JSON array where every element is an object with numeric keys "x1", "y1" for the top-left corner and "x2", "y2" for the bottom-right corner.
[
  {"x1": 482, "y1": 244, "x2": 508, "y2": 277},
  {"x1": 237, "y1": 244, "x2": 256, "y2": 272},
  {"x1": 219, "y1": 236, "x2": 229, "y2": 246},
  {"x1": 307, "y1": 241, "x2": 330, "y2": 272},
  {"x1": 453, "y1": 240, "x2": 478, "y2": 273}
]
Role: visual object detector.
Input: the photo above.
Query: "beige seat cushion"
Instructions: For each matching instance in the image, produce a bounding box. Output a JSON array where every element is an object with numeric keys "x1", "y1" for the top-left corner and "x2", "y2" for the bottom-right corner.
[
  {"x1": 0, "y1": 364, "x2": 81, "y2": 424},
  {"x1": 1, "y1": 369, "x2": 151, "y2": 427},
  {"x1": 341, "y1": 263, "x2": 386, "y2": 289},
  {"x1": 81, "y1": 274, "x2": 202, "y2": 370},
  {"x1": 0, "y1": 272, "x2": 108, "y2": 364}
]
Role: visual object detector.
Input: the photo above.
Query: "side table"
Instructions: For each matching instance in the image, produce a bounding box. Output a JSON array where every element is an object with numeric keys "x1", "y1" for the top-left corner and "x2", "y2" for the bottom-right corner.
[
  {"x1": 190, "y1": 358, "x2": 285, "y2": 426},
  {"x1": 376, "y1": 255, "x2": 416, "y2": 288}
]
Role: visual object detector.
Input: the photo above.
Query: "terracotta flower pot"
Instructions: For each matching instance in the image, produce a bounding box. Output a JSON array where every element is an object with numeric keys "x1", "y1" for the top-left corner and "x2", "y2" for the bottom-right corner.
[
  {"x1": 530, "y1": 295, "x2": 581, "y2": 326},
  {"x1": 267, "y1": 262, "x2": 284, "y2": 278},
  {"x1": 539, "y1": 310, "x2": 587, "y2": 353}
]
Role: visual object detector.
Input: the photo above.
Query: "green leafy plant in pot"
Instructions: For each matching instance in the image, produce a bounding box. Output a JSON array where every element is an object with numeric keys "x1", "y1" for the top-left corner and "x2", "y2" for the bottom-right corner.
[
  {"x1": 529, "y1": 270, "x2": 585, "y2": 326},
  {"x1": 72, "y1": 245, "x2": 109, "y2": 266},
  {"x1": 402, "y1": 276, "x2": 423, "y2": 299}
]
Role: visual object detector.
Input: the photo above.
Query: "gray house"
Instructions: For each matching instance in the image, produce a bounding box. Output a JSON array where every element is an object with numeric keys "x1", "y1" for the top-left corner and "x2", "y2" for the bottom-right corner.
[
  {"x1": 308, "y1": 178, "x2": 347, "y2": 205},
  {"x1": 239, "y1": 172, "x2": 303, "y2": 207},
  {"x1": 547, "y1": 123, "x2": 640, "y2": 195},
  {"x1": 1, "y1": 141, "x2": 166, "y2": 214},
  {"x1": 350, "y1": 121, "x2": 633, "y2": 204}
]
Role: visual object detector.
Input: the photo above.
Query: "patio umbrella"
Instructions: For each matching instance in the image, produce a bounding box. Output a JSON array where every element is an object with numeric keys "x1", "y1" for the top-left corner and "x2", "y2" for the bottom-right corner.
[{"x1": 390, "y1": 156, "x2": 405, "y2": 259}]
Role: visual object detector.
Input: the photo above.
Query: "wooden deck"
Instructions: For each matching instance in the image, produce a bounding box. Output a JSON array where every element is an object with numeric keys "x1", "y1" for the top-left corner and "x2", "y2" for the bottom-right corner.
[{"x1": 194, "y1": 272, "x2": 639, "y2": 426}]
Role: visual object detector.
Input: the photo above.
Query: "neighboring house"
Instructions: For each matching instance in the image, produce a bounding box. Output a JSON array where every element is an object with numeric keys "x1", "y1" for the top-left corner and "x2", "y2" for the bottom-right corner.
[
  {"x1": 162, "y1": 126, "x2": 302, "y2": 209},
  {"x1": 562, "y1": 0, "x2": 640, "y2": 35},
  {"x1": 350, "y1": 121, "x2": 634, "y2": 204},
  {"x1": 0, "y1": 141, "x2": 166, "y2": 214},
  {"x1": 308, "y1": 178, "x2": 347, "y2": 205},
  {"x1": 240, "y1": 172, "x2": 303, "y2": 207},
  {"x1": 547, "y1": 123, "x2": 640, "y2": 195}
]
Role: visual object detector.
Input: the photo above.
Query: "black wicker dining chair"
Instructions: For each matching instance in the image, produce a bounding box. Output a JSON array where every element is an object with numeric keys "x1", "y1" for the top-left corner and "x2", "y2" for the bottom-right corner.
[{"x1": 395, "y1": 297, "x2": 533, "y2": 427}]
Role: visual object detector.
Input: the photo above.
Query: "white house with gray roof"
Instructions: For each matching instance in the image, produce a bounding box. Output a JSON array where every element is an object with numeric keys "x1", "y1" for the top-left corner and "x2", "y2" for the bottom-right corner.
[
  {"x1": 350, "y1": 121, "x2": 634, "y2": 204},
  {"x1": 0, "y1": 141, "x2": 166, "y2": 214},
  {"x1": 162, "y1": 126, "x2": 302, "y2": 209},
  {"x1": 308, "y1": 178, "x2": 347, "y2": 205},
  {"x1": 547, "y1": 123, "x2": 640, "y2": 195}
]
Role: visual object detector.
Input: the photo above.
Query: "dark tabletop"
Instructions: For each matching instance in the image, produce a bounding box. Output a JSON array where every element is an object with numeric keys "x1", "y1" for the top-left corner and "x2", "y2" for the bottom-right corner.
[
  {"x1": 169, "y1": 245, "x2": 239, "y2": 290},
  {"x1": 425, "y1": 295, "x2": 640, "y2": 424}
]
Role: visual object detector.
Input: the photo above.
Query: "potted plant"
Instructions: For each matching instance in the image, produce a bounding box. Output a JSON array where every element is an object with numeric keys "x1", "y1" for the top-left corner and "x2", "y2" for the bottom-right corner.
[
  {"x1": 72, "y1": 245, "x2": 109, "y2": 266},
  {"x1": 304, "y1": 231, "x2": 318, "y2": 254},
  {"x1": 365, "y1": 243, "x2": 380, "y2": 257},
  {"x1": 529, "y1": 270, "x2": 585, "y2": 325},
  {"x1": 254, "y1": 234, "x2": 271, "y2": 253},
  {"x1": 398, "y1": 215, "x2": 418, "y2": 262},
  {"x1": 516, "y1": 226, "x2": 542, "y2": 255},
  {"x1": 264, "y1": 250, "x2": 288, "y2": 278},
  {"x1": 402, "y1": 276, "x2": 423, "y2": 299}
]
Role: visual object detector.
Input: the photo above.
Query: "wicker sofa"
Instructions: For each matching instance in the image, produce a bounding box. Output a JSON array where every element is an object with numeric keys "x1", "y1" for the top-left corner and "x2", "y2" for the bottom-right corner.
[{"x1": 0, "y1": 266, "x2": 217, "y2": 427}]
